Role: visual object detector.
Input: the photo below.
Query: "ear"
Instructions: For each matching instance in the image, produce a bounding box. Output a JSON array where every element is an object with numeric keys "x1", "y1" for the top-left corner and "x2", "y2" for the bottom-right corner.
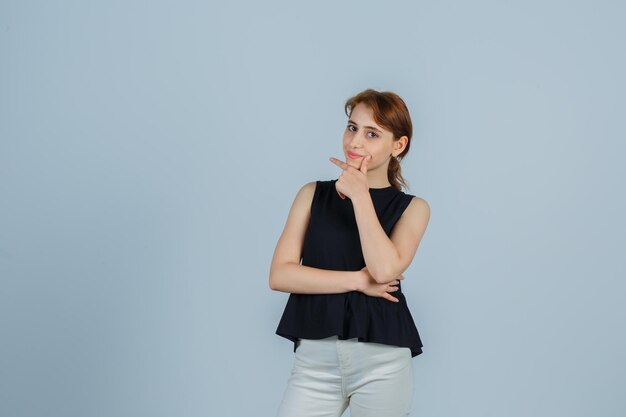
[{"x1": 393, "y1": 135, "x2": 409, "y2": 156}]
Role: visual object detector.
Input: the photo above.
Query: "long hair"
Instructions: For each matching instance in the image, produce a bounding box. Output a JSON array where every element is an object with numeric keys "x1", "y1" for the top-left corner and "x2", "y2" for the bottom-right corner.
[{"x1": 344, "y1": 89, "x2": 413, "y2": 191}]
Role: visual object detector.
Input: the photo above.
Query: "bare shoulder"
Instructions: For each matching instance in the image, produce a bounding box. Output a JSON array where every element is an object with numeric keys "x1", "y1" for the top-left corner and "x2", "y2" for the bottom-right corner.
[
  {"x1": 394, "y1": 195, "x2": 430, "y2": 235},
  {"x1": 293, "y1": 181, "x2": 317, "y2": 212},
  {"x1": 405, "y1": 196, "x2": 430, "y2": 221},
  {"x1": 299, "y1": 181, "x2": 317, "y2": 199}
]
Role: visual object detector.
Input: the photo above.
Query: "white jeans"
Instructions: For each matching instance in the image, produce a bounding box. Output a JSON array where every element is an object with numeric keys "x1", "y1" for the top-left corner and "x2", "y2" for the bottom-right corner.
[{"x1": 276, "y1": 335, "x2": 414, "y2": 417}]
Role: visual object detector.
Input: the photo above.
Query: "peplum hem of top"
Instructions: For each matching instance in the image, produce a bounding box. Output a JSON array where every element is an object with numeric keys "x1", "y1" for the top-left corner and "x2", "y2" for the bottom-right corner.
[{"x1": 275, "y1": 290, "x2": 424, "y2": 358}]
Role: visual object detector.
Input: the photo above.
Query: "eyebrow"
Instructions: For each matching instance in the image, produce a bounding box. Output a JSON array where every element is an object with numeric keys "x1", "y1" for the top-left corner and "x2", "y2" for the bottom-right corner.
[{"x1": 347, "y1": 119, "x2": 383, "y2": 133}]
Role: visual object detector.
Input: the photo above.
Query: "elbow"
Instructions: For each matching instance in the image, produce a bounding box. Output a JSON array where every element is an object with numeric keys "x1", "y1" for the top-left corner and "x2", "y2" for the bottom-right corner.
[
  {"x1": 268, "y1": 264, "x2": 283, "y2": 291},
  {"x1": 372, "y1": 265, "x2": 398, "y2": 284},
  {"x1": 269, "y1": 273, "x2": 279, "y2": 291},
  {"x1": 372, "y1": 270, "x2": 394, "y2": 285},
  {"x1": 269, "y1": 260, "x2": 300, "y2": 291},
  {"x1": 269, "y1": 280, "x2": 284, "y2": 291}
]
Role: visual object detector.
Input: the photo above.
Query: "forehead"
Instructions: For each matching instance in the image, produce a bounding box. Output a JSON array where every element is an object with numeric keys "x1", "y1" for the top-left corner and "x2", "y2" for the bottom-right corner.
[{"x1": 349, "y1": 103, "x2": 385, "y2": 131}]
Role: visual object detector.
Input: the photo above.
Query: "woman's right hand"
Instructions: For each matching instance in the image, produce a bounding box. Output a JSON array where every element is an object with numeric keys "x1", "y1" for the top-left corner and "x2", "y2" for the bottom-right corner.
[{"x1": 356, "y1": 266, "x2": 404, "y2": 302}]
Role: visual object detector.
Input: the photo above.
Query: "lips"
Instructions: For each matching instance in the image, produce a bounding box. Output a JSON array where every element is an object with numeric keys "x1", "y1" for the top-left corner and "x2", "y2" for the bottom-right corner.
[{"x1": 348, "y1": 151, "x2": 365, "y2": 159}]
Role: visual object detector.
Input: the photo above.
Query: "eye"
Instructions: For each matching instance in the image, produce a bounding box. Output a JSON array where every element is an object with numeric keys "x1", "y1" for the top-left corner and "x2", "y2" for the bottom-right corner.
[
  {"x1": 347, "y1": 124, "x2": 356, "y2": 132},
  {"x1": 367, "y1": 131, "x2": 378, "y2": 138}
]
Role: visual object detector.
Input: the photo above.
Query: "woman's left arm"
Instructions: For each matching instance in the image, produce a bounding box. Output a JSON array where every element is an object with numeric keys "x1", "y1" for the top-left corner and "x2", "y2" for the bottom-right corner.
[{"x1": 352, "y1": 195, "x2": 430, "y2": 284}]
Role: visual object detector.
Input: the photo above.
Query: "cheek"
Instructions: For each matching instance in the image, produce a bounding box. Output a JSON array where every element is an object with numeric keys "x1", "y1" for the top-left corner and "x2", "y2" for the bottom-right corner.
[{"x1": 364, "y1": 146, "x2": 377, "y2": 158}]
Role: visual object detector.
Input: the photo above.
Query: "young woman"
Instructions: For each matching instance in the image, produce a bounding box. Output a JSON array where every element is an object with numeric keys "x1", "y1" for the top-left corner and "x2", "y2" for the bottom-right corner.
[{"x1": 269, "y1": 88, "x2": 430, "y2": 417}]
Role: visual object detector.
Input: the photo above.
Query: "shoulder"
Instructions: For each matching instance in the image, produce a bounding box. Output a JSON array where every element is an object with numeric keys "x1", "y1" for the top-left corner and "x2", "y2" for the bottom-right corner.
[
  {"x1": 294, "y1": 180, "x2": 316, "y2": 198},
  {"x1": 296, "y1": 179, "x2": 334, "y2": 197},
  {"x1": 290, "y1": 179, "x2": 338, "y2": 211},
  {"x1": 390, "y1": 194, "x2": 430, "y2": 243},
  {"x1": 298, "y1": 181, "x2": 317, "y2": 198},
  {"x1": 290, "y1": 181, "x2": 318, "y2": 211},
  {"x1": 407, "y1": 195, "x2": 430, "y2": 211},
  {"x1": 401, "y1": 195, "x2": 431, "y2": 224}
]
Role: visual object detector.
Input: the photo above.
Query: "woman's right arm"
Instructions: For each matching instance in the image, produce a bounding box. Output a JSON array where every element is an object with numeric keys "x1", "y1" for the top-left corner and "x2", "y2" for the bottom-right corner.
[{"x1": 268, "y1": 181, "x2": 362, "y2": 294}]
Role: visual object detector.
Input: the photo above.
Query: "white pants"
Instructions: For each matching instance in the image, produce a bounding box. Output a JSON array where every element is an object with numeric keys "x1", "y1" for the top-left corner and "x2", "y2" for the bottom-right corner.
[{"x1": 276, "y1": 335, "x2": 414, "y2": 417}]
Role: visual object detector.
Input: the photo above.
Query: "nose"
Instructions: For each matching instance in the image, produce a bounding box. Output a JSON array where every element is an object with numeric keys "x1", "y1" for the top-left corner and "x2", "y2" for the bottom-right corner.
[{"x1": 349, "y1": 130, "x2": 364, "y2": 149}]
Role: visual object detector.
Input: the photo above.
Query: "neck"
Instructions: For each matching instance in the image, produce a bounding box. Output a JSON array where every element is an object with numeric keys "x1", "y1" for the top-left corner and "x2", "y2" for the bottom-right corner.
[
  {"x1": 365, "y1": 162, "x2": 392, "y2": 188},
  {"x1": 367, "y1": 174, "x2": 391, "y2": 189}
]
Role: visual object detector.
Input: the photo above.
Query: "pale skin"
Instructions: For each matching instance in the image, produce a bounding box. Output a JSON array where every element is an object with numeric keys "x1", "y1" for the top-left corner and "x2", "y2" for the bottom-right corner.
[{"x1": 268, "y1": 103, "x2": 430, "y2": 302}]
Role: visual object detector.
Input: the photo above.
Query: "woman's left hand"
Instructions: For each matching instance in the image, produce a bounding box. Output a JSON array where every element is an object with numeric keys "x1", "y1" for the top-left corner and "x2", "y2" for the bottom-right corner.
[{"x1": 329, "y1": 155, "x2": 371, "y2": 200}]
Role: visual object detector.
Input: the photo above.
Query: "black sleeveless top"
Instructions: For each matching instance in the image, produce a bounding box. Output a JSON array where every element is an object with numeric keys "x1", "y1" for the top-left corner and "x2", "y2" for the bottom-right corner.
[{"x1": 275, "y1": 179, "x2": 424, "y2": 358}]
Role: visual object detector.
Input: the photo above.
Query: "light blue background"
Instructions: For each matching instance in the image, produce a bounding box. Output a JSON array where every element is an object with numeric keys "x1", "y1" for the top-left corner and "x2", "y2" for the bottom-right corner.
[{"x1": 1, "y1": 1, "x2": 625, "y2": 416}]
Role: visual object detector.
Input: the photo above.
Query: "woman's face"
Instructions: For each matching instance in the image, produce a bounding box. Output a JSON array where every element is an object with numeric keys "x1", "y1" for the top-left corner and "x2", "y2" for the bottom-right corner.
[{"x1": 342, "y1": 103, "x2": 399, "y2": 171}]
